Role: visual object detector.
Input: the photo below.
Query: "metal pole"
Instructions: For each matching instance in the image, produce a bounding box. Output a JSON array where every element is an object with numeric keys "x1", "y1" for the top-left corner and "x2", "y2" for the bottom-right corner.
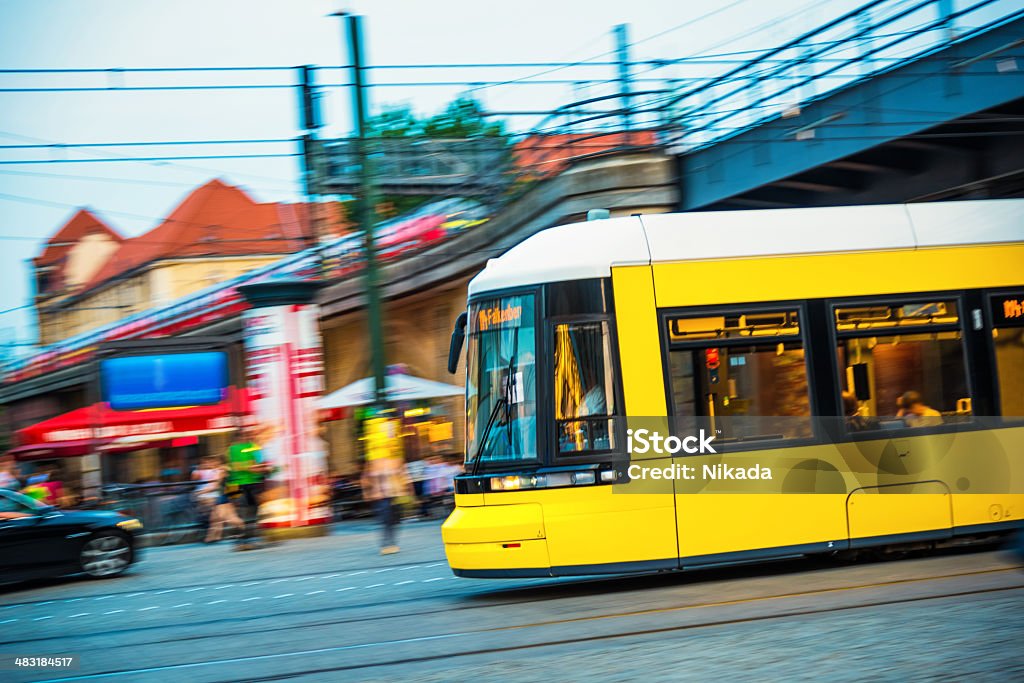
[
  {"x1": 614, "y1": 24, "x2": 633, "y2": 146},
  {"x1": 297, "y1": 65, "x2": 322, "y2": 257},
  {"x1": 337, "y1": 12, "x2": 387, "y2": 407},
  {"x1": 938, "y1": 0, "x2": 956, "y2": 43}
]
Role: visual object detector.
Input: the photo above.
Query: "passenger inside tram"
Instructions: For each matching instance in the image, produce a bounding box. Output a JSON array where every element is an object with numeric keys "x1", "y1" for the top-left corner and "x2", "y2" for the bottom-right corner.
[{"x1": 896, "y1": 390, "x2": 943, "y2": 428}]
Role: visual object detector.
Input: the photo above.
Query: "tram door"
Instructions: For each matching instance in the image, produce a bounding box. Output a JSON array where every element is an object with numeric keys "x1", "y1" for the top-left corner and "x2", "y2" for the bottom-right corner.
[
  {"x1": 843, "y1": 433, "x2": 953, "y2": 546},
  {"x1": 665, "y1": 308, "x2": 849, "y2": 562}
]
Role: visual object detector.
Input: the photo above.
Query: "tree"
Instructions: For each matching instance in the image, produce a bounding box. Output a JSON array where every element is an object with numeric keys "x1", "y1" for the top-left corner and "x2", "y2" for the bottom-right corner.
[
  {"x1": 367, "y1": 96, "x2": 506, "y2": 140},
  {"x1": 364, "y1": 96, "x2": 511, "y2": 215}
]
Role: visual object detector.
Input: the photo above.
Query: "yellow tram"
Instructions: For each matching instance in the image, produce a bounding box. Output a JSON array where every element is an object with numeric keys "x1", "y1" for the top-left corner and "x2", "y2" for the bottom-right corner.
[{"x1": 442, "y1": 199, "x2": 1024, "y2": 577}]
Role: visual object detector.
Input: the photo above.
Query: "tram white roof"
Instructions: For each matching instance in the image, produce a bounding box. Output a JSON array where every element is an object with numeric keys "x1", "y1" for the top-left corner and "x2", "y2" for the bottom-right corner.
[{"x1": 467, "y1": 198, "x2": 1024, "y2": 297}]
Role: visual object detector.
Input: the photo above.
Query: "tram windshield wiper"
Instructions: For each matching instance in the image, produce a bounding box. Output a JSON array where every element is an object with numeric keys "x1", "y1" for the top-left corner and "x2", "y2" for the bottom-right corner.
[
  {"x1": 471, "y1": 329, "x2": 520, "y2": 477},
  {"x1": 470, "y1": 394, "x2": 507, "y2": 477}
]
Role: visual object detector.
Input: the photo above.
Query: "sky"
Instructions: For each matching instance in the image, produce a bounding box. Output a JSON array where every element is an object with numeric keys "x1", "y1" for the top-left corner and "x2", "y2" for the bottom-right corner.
[{"x1": 0, "y1": 0, "x2": 858, "y2": 352}]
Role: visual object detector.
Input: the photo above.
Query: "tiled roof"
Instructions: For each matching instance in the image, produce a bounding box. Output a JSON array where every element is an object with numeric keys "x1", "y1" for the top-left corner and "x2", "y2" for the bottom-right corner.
[
  {"x1": 35, "y1": 208, "x2": 123, "y2": 267},
  {"x1": 81, "y1": 179, "x2": 318, "y2": 292},
  {"x1": 512, "y1": 131, "x2": 659, "y2": 177}
]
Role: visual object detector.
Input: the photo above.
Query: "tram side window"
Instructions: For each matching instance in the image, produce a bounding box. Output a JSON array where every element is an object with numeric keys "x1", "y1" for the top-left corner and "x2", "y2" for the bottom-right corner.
[
  {"x1": 666, "y1": 309, "x2": 813, "y2": 443},
  {"x1": 835, "y1": 299, "x2": 971, "y2": 431},
  {"x1": 993, "y1": 294, "x2": 1024, "y2": 421},
  {"x1": 553, "y1": 321, "x2": 616, "y2": 453}
]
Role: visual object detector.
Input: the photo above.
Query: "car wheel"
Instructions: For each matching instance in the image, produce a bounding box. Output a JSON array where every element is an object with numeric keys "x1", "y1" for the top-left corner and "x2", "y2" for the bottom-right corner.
[{"x1": 80, "y1": 531, "x2": 133, "y2": 578}]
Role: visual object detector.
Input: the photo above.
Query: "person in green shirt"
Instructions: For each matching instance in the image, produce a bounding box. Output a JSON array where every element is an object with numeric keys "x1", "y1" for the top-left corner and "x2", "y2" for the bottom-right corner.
[{"x1": 226, "y1": 426, "x2": 273, "y2": 550}]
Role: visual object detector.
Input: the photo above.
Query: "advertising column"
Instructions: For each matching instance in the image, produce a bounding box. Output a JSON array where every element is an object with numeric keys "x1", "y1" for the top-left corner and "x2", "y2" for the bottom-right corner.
[{"x1": 238, "y1": 281, "x2": 330, "y2": 536}]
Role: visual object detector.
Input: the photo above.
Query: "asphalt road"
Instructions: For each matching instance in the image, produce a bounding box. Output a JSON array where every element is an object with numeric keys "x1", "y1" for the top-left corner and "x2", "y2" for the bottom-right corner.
[{"x1": 1, "y1": 520, "x2": 1022, "y2": 682}]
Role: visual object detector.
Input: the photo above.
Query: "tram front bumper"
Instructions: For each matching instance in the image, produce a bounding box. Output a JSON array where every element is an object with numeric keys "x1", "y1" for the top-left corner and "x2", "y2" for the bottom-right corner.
[{"x1": 442, "y1": 503, "x2": 552, "y2": 577}]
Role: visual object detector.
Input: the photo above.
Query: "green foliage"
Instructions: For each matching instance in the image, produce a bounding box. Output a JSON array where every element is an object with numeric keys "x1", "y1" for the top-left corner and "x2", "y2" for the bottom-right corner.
[
  {"x1": 367, "y1": 96, "x2": 506, "y2": 140},
  {"x1": 364, "y1": 96, "x2": 511, "y2": 213}
]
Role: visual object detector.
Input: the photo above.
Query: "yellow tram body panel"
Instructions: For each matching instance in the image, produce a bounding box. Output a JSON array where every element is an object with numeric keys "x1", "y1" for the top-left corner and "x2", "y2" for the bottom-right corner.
[{"x1": 443, "y1": 209, "x2": 1024, "y2": 577}]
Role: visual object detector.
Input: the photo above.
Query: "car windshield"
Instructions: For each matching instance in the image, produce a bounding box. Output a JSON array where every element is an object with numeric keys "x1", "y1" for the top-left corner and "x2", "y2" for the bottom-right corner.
[
  {"x1": 0, "y1": 489, "x2": 47, "y2": 513},
  {"x1": 465, "y1": 294, "x2": 538, "y2": 464}
]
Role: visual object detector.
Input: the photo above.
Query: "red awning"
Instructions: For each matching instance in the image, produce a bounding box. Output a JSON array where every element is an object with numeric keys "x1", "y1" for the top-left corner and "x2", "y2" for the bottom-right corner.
[{"x1": 14, "y1": 387, "x2": 251, "y2": 459}]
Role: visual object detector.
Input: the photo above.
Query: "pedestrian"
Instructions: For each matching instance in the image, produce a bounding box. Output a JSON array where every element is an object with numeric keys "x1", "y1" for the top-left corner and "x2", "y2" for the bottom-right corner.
[
  {"x1": 203, "y1": 458, "x2": 244, "y2": 543},
  {"x1": 226, "y1": 425, "x2": 274, "y2": 550},
  {"x1": 0, "y1": 453, "x2": 21, "y2": 491},
  {"x1": 23, "y1": 464, "x2": 64, "y2": 506},
  {"x1": 406, "y1": 456, "x2": 428, "y2": 518},
  {"x1": 361, "y1": 454, "x2": 412, "y2": 555}
]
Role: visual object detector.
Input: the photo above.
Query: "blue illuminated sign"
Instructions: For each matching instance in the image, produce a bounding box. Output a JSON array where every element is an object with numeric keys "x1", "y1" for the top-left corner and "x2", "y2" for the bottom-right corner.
[{"x1": 101, "y1": 351, "x2": 228, "y2": 411}]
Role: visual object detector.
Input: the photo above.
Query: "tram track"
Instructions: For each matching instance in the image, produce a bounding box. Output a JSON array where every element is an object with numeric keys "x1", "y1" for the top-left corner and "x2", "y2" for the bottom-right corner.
[
  {"x1": 23, "y1": 564, "x2": 1024, "y2": 681},
  {"x1": 32, "y1": 581, "x2": 1024, "y2": 679},
  {"x1": 4, "y1": 557, "x2": 1016, "y2": 649}
]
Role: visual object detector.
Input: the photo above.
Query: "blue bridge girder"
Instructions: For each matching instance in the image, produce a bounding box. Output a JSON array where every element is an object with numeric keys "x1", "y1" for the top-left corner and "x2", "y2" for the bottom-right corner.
[{"x1": 679, "y1": 11, "x2": 1024, "y2": 211}]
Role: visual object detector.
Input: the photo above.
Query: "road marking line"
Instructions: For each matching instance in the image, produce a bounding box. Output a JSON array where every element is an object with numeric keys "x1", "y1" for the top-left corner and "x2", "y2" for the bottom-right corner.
[
  {"x1": 103, "y1": 610, "x2": 124, "y2": 615},
  {"x1": 63, "y1": 598, "x2": 85, "y2": 603},
  {"x1": 242, "y1": 597, "x2": 261, "y2": 602},
  {"x1": 336, "y1": 587, "x2": 354, "y2": 592},
  {"x1": 425, "y1": 562, "x2": 446, "y2": 568},
  {"x1": 346, "y1": 571, "x2": 367, "y2": 577},
  {"x1": 69, "y1": 613, "x2": 90, "y2": 618},
  {"x1": 126, "y1": 593, "x2": 144, "y2": 598},
  {"x1": 207, "y1": 600, "x2": 227, "y2": 605},
  {"x1": 214, "y1": 584, "x2": 235, "y2": 590},
  {"x1": 0, "y1": 618, "x2": 16, "y2": 624},
  {"x1": 33, "y1": 616, "x2": 53, "y2": 621},
  {"x1": 94, "y1": 595, "x2": 114, "y2": 601},
  {"x1": 399, "y1": 565, "x2": 420, "y2": 571},
  {"x1": 156, "y1": 589, "x2": 176, "y2": 594},
  {"x1": 305, "y1": 590, "x2": 325, "y2": 596},
  {"x1": 138, "y1": 606, "x2": 159, "y2": 611},
  {"x1": 375, "y1": 568, "x2": 396, "y2": 573},
  {"x1": 324, "y1": 574, "x2": 340, "y2": 579},
  {"x1": 366, "y1": 583, "x2": 385, "y2": 589},
  {"x1": 270, "y1": 578, "x2": 288, "y2": 584},
  {"x1": 171, "y1": 603, "x2": 192, "y2": 608},
  {"x1": 240, "y1": 581, "x2": 260, "y2": 587},
  {"x1": 273, "y1": 594, "x2": 294, "y2": 599},
  {"x1": 295, "y1": 577, "x2": 313, "y2": 582},
  {"x1": 185, "y1": 587, "x2": 205, "y2": 592},
  {"x1": 422, "y1": 577, "x2": 444, "y2": 582},
  {"x1": 394, "y1": 581, "x2": 414, "y2": 586},
  {"x1": 37, "y1": 601, "x2": 54, "y2": 606}
]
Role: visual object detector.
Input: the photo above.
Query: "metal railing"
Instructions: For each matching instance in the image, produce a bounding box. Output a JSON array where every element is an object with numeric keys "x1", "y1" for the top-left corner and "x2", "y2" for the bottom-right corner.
[
  {"x1": 98, "y1": 481, "x2": 207, "y2": 546},
  {"x1": 536, "y1": 0, "x2": 1022, "y2": 154}
]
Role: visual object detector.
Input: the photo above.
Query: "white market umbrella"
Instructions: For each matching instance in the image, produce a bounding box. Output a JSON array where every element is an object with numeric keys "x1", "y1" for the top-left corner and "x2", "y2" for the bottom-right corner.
[{"x1": 317, "y1": 372, "x2": 463, "y2": 409}]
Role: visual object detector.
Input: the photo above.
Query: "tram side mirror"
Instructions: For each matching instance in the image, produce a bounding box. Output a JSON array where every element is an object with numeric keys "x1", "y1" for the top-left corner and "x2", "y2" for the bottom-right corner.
[
  {"x1": 851, "y1": 363, "x2": 871, "y2": 401},
  {"x1": 447, "y1": 312, "x2": 468, "y2": 374}
]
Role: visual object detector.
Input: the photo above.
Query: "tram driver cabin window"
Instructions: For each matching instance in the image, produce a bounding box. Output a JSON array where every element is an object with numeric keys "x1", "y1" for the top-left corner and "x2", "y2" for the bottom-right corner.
[
  {"x1": 553, "y1": 321, "x2": 616, "y2": 453},
  {"x1": 992, "y1": 293, "x2": 1024, "y2": 422},
  {"x1": 835, "y1": 299, "x2": 971, "y2": 431},
  {"x1": 666, "y1": 309, "x2": 812, "y2": 443}
]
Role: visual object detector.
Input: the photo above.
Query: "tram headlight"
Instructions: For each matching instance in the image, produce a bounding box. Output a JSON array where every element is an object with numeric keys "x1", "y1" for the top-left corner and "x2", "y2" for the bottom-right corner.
[
  {"x1": 491, "y1": 476, "x2": 522, "y2": 491},
  {"x1": 571, "y1": 472, "x2": 596, "y2": 485},
  {"x1": 490, "y1": 471, "x2": 604, "y2": 490}
]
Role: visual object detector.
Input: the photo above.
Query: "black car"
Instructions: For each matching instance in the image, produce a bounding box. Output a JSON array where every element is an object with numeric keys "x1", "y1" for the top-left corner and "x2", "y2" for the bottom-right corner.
[{"x1": 0, "y1": 488, "x2": 142, "y2": 582}]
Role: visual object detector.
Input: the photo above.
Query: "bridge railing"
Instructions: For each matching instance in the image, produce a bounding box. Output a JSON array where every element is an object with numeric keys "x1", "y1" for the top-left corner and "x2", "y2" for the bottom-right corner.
[
  {"x1": 533, "y1": 0, "x2": 1022, "y2": 157},
  {"x1": 660, "y1": 0, "x2": 1023, "y2": 151}
]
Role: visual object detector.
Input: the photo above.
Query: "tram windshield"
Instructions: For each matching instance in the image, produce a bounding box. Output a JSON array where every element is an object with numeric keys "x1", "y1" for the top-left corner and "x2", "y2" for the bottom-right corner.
[{"x1": 465, "y1": 294, "x2": 538, "y2": 464}]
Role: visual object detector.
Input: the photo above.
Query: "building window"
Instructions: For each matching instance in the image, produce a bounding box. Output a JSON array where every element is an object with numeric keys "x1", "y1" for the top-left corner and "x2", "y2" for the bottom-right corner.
[
  {"x1": 667, "y1": 308, "x2": 812, "y2": 443},
  {"x1": 553, "y1": 321, "x2": 616, "y2": 453},
  {"x1": 835, "y1": 298, "x2": 971, "y2": 431},
  {"x1": 992, "y1": 292, "x2": 1024, "y2": 421}
]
